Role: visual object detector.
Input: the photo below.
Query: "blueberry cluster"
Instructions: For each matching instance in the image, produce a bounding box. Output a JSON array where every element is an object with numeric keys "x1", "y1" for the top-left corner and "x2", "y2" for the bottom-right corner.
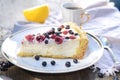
[
  {"x1": 57, "y1": 25, "x2": 79, "y2": 37},
  {"x1": 34, "y1": 55, "x2": 79, "y2": 68},
  {"x1": 0, "y1": 61, "x2": 13, "y2": 71},
  {"x1": 24, "y1": 25, "x2": 79, "y2": 45},
  {"x1": 98, "y1": 72, "x2": 104, "y2": 78},
  {"x1": 65, "y1": 59, "x2": 78, "y2": 67},
  {"x1": 41, "y1": 60, "x2": 56, "y2": 67},
  {"x1": 34, "y1": 55, "x2": 56, "y2": 67}
]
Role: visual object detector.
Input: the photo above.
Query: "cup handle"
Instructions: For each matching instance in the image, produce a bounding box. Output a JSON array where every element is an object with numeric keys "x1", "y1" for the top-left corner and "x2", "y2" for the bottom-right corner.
[{"x1": 80, "y1": 12, "x2": 90, "y2": 26}]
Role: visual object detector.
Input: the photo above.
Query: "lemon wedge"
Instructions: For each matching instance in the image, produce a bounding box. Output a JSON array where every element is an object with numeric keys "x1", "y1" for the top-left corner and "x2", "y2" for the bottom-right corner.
[{"x1": 23, "y1": 5, "x2": 49, "y2": 23}]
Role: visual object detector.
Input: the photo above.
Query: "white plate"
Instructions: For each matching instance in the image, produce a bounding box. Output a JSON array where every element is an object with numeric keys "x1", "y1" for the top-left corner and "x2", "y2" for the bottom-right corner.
[{"x1": 1, "y1": 26, "x2": 104, "y2": 73}]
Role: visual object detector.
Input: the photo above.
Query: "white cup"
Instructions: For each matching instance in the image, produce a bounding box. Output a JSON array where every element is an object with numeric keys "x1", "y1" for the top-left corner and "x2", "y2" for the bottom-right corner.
[{"x1": 61, "y1": 2, "x2": 90, "y2": 26}]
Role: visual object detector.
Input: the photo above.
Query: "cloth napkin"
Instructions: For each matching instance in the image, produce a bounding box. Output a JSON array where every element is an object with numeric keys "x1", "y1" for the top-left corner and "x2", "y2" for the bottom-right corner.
[
  {"x1": 12, "y1": 0, "x2": 120, "y2": 76},
  {"x1": 73, "y1": 0, "x2": 110, "y2": 9},
  {"x1": 91, "y1": 37, "x2": 120, "y2": 76}
]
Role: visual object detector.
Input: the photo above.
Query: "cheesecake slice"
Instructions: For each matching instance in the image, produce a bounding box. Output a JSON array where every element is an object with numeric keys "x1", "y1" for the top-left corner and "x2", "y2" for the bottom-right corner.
[{"x1": 18, "y1": 22, "x2": 88, "y2": 59}]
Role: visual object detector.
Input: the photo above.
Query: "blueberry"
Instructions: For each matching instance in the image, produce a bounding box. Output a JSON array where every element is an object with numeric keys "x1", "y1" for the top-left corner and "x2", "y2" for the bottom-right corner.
[
  {"x1": 51, "y1": 60, "x2": 56, "y2": 65},
  {"x1": 90, "y1": 65, "x2": 95, "y2": 69},
  {"x1": 32, "y1": 34, "x2": 35, "y2": 36},
  {"x1": 47, "y1": 28, "x2": 55, "y2": 35},
  {"x1": 48, "y1": 29, "x2": 55, "y2": 35},
  {"x1": 0, "y1": 61, "x2": 14, "y2": 71},
  {"x1": 65, "y1": 25, "x2": 70, "y2": 29},
  {"x1": 68, "y1": 30, "x2": 74, "y2": 34},
  {"x1": 65, "y1": 37, "x2": 69, "y2": 39},
  {"x1": 73, "y1": 59, "x2": 78, "y2": 63},
  {"x1": 43, "y1": 33, "x2": 48, "y2": 36},
  {"x1": 1, "y1": 62, "x2": 9, "y2": 68},
  {"x1": 42, "y1": 61, "x2": 47, "y2": 67},
  {"x1": 51, "y1": 28, "x2": 55, "y2": 31},
  {"x1": 44, "y1": 33, "x2": 50, "y2": 39},
  {"x1": 65, "y1": 61, "x2": 71, "y2": 67},
  {"x1": 55, "y1": 32, "x2": 61, "y2": 36},
  {"x1": 50, "y1": 30, "x2": 55, "y2": 34},
  {"x1": 0, "y1": 61, "x2": 4, "y2": 65},
  {"x1": 48, "y1": 32, "x2": 52, "y2": 35},
  {"x1": 57, "y1": 28, "x2": 61, "y2": 31},
  {"x1": 6, "y1": 61, "x2": 13, "y2": 67},
  {"x1": 45, "y1": 40, "x2": 48, "y2": 44},
  {"x1": 98, "y1": 72, "x2": 104, "y2": 78},
  {"x1": 74, "y1": 33, "x2": 79, "y2": 36},
  {"x1": 34, "y1": 55, "x2": 40, "y2": 60}
]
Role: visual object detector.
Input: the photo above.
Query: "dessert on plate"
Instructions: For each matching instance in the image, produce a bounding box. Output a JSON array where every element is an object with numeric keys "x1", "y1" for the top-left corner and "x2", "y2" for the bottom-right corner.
[{"x1": 18, "y1": 22, "x2": 88, "y2": 59}]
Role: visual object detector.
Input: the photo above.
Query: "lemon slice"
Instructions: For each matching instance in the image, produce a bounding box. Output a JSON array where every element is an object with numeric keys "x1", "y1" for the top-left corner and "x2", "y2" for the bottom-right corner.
[{"x1": 23, "y1": 5, "x2": 49, "y2": 23}]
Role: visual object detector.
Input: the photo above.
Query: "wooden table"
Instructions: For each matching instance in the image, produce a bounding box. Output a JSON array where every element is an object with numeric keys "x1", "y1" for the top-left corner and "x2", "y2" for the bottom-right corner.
[{"x1": 0, "y1": 0, "x2": 120, "y2": 80}]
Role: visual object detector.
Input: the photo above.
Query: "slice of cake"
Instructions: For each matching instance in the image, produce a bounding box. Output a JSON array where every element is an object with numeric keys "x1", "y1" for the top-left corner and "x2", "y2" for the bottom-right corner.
[{"x1": 18, "y1": 22, "x2": 88, "y2": 59}]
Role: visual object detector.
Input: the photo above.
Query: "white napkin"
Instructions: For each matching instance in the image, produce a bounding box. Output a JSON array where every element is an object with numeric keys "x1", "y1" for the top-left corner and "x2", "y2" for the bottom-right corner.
[
  {"x1": 73, "y1": 0, "x2": 110, "y2": 9},
  {"x1": 12, "y1": 0, "x2": 120, "y2": 76},
  {"x1": 79, "y1": 1, "x2": 120, "y2": 76},
  {"x1": 91, "y1": 37, "x2": 120, "y2": 76}
]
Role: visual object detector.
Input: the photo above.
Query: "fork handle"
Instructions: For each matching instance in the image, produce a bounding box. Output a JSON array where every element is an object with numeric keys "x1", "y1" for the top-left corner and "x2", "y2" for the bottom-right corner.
[{"x1": 104, "y1": 46, "x2": 119, "y2": 64}]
